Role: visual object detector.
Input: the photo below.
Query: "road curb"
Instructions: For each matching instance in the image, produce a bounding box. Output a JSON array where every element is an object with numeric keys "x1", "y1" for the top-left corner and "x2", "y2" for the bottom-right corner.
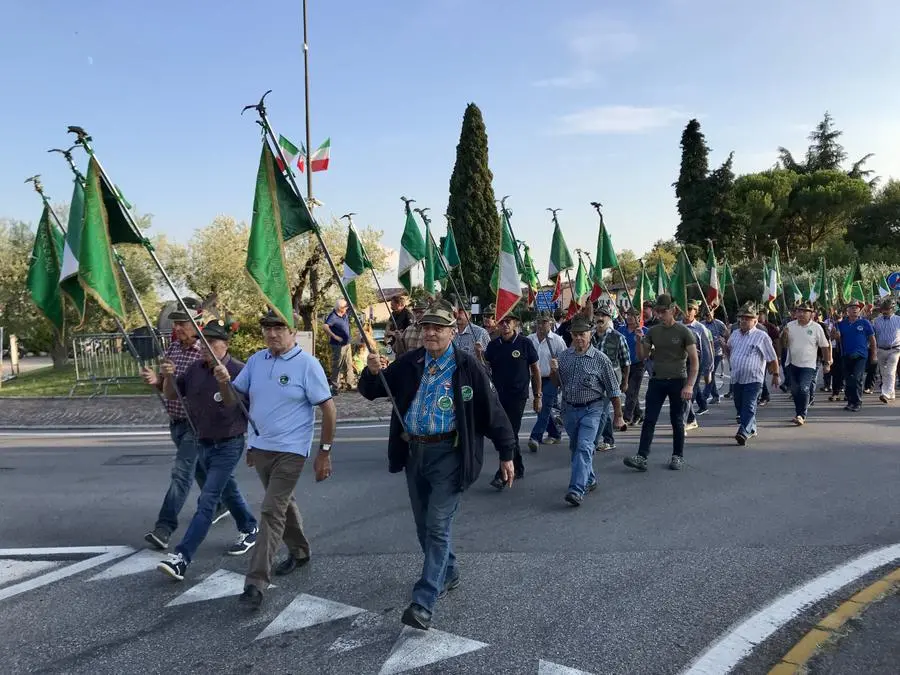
[{"x1": 767, "y1": 566, "x2": 900, "y2": 674}]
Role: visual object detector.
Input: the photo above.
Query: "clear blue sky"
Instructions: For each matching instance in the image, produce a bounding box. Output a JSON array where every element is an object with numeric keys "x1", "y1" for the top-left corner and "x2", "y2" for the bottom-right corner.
[{"x1": 3, "y1": 0, "x2": 899, "y2": 282}]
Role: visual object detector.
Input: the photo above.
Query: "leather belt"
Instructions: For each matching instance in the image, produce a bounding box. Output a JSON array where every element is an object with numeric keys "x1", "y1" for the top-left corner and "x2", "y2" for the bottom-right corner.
[
  {"x1": 877, "y1": 345, "x2": 900, "y2": 350},
  {"x1": 407, "y1": 431, "x2": 457, "y2": 444},
  {"x1": 566, "y1": 397, "x2": 602, "y2": 408}
]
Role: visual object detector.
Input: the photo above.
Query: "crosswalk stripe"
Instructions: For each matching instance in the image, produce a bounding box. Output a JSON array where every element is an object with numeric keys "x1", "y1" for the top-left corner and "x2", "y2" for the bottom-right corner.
[
  {"x1": 256, "y1": 593, "x2": 366, "y2": 641},
  {"x1": 378, "y1": 625, "x2": 487, "y2": 674},
  {"x1": 166, "y1": 569, "x2": 247, "y2": 607},
  {"x1": 538, "y1": 659, "x2": 596, "y2": 674},
  {"x1": 89, "y1": 549, "x2": 167, "y2": 581}
]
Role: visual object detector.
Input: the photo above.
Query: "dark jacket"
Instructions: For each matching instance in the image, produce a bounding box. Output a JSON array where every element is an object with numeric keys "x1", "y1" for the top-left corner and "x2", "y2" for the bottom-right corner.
[{"x1": 358, "y1": 346, "x2": 516, "y2": 491}]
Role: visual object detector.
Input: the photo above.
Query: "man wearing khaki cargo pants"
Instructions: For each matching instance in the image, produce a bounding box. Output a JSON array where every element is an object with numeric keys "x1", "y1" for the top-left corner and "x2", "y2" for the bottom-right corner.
[{"x1": 224, "y1": 309, "x2": 337, "y2": 609}]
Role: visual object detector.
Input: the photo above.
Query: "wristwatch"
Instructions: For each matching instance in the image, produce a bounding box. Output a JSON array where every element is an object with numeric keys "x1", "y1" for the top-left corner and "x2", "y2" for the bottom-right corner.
[{"x1": 319, "y1": 443, "x2": 332, "y2": 453}]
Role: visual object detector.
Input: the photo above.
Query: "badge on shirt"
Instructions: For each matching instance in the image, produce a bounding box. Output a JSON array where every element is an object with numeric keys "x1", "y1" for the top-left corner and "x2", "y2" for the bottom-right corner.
[
  {"x1": 512, "y1": 350, "x2": 521, "y2": 358},
  {"x1": 671, "y1": 337, "x2": 680, "y2": 343},
  {"x1": 279, "y1": 374, "x2": 290, "y2": 386},
  {"x1": 807, "y1": 329, "x2": 813, "y2": 335},
  {"x1": 213, "y1": 392, "x2": 223, "y2": 403},
  {"x1": 857, "y1": 325, "x2": 863, "y2": 331},
  {"x1": 461, "y1": 385, "x2": 473, "y2": 401},
  {"x1": 437, "y1": 395, "x2": 453, "y2": 411}
]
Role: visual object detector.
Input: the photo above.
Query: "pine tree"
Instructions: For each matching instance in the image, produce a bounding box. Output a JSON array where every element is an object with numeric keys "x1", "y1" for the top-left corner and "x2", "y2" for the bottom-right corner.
[
  {"x1": 447, "y1": 103, "x2": 501, "y2": 304},
  {"x1": 674, "y1": 119, "x2": 710, "y2": 245}
]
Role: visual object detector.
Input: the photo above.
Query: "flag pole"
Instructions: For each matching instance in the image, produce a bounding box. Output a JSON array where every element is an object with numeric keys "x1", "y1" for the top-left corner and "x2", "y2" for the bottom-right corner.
[
  {"x1": 301, "y1": 0, "x2": 314, "y2": 204},
  {"x1": 340, "y1": 214, "x2": 400, "y2": 336},
  {"x1": 243, "y1": 92, "x2": 407, "y2": 433},
  {"x1": 65, "y1": 127, "x2": 258, "y2": 435},
  {"x1": 683, "y1": 247, "x2": 716, "y2": 319},
  {"x1": 27, "y1": 171, "x2": 183, "y2": 429},
  {"x1": 706, "y1": 239, "x2": 729, "y2": 325},
  {"x1": 444, "y1": 214, "x2": 470, "y2": 306},
  {"x1": 415, "y1": 208, "x2": 472, "y2": 324}
]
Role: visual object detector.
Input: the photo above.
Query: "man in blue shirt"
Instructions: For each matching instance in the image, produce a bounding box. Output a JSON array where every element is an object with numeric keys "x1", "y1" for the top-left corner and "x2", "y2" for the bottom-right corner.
[
  {"x1": 360, "y1": 300, "x2": 515, "y2": 630},
  {"x1": 834, "y1": 300, "x2": 876, "y2": 412},
  {"x1": 225, "y1": 310, "x2": 337, "y2": 609},
  {"x1": 323, "y1": 299, "x2": 353, "y2": 393},
  {"x1": 682, "y1": 300, "x2": 714, "y2": 430},
  {"x1": 618, "y1": 308, "x2": 646, "y2": 424},
  {"x1": 702, "y1": 307, "x2": 729, "y2": 404}
]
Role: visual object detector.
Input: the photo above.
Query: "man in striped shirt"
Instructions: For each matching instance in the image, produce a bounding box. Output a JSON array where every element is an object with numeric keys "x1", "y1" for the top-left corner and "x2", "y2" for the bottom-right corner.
[
  {"x1": 873, "y1": 297, "x2": 900, "y2": 403},
  {"x1": 453, "y1": 306, "x2": 490, "y2": 359},
  {"x1": 725, "y1": 302, "x2": 780, "y2": 445},
  {"x1": 550, "y1": 315, "x2": 624, "y2": 506},
  {"x1": 140, "y1": 307, "x2": 220, "y2": 550}
]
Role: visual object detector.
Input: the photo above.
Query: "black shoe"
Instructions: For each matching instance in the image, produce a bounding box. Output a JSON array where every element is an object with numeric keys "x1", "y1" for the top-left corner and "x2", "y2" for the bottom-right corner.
[
  {"x1": 489, "y1": 476, "x2": 506, "y2": 490},
  {"x1": 735, "y1": 432, "x2": 747, "y2": 446},
  {"x1": 156, "y1": 553, "x2": 187, "y2": 581},
  {"x1": 401, "y1": 603, "x2": 432, "y2": 630},
  {"x1": 514, "y1": 470, "x2": 524, "y2": 480},
  {"x1": 239, "y1": 585, "x2": 263, "y2": 609},
  {"x1": 586, "y1": 479, "x2": 598, "y2": 493},
  {"x1": 274, "y1": 554, "x2": 311, "y2": 576},
  {"x1": 438, "y1": 572, "x2": 461, "y2": 599},
  {"x1": 144, "y1": 528, "x2": 170, "y2": 550},
  {"x1": 564, "y1": 492, "x2": 583, "y2": 506}
]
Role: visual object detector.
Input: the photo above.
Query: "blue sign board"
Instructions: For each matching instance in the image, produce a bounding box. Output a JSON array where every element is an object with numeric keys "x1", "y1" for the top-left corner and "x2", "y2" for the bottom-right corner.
[
  {"x1": 535, "y1": 290, "x2": 559, "y2": 312},
  {"x1": 888, "y1": 271, "x2": 900, "y2": 291}
]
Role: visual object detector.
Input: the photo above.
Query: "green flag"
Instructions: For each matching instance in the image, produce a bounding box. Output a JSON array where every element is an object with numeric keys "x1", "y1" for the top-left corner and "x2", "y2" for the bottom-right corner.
[
  {"x1": 721, "y1": 258, "x2": 734, "y2": 290},
  {"x1": 632, "y1": 262, "x2": 654, "y2": 318},
  {"x1": 809, "y1": 258, "x2": 826, "y2": 305},
  {"x1": 398, "y1": 205, "x2": 426, "y2": 293},
  {"x1": 787, "y1": 276, "x2": 803, "y2": 306},
  {"x1": 27, "y1": 204, "x2": 65, "y2": 333},
  {"x1": 342, "y1": 224, "x2": 372, "y2": 306},
  {"x1": 574, "y1": 257, "x2": 591, "y2": 303},
  {"x1": 761, "y1": 261, "x2": 771, "y2": 305},
  {"x1": 97, "y1": 171, "x2": 144, "y2": 246},
  {"x1": 842, "y1": 259, "x2": 864, "y2": 303},
  {"x1": 878, "y1": 275, "x2": 892, "y2": 298},
  {"x1": 59, "y1": 177, "x2": 86, "y2": 322},
  {"x1": 79, "y1": 157, "x2": 127, "y2": 320},
  {"x1": 548, "y1": 221, "x2": 574, "y2": 280},
  {"x1": 654, "y1": 258, "x2": 669, "y2": 296},
  {"x1": 590, "y1": 222, "x2": 618, "y2": 300},
  {"x1": 423, "y1": 221, "x2": 436, "y2": 298},
  {"x1": 827, "y1": 275, "x2": 839, "y2": 310},
  {"x1": 669, "y1": 248, "x2": 692, "y2": 311},
  {"x1": 522, "y1": 243, "x2": 540, "y2": 300},
  {"x1": 246, "y1": 142, "x2": 316, "y2": 328},
  {"x1": 442, "y1": 227, "x2": 460, "y2": 268}
]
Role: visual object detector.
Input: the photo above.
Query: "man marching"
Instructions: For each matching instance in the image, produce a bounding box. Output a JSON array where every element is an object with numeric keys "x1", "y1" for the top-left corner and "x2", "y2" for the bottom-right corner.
[
  {"x1": 551, "y1": 314, "x2": 624, "y2": 506},
  {"x1": 833, "y1": 300, "x2": 876, "y2": 412},
  {"x1": 359, "y1": 299, "x2": 516, "y2": 630},
  {"x1": 225, "y1": 310, "x2": 337, "y2": 609},
  {"x1": 156, "y1": 320, "x2": 259, "y2": 580},
  {"x1": 873, "y1": 297, "x2": 900, "y2": 403},
  {"x1": 781, "y1": 301, "x2": 831, "y2": 425},
  {"x1": 527, "y1": 311, "x2": 567, "y2": 449},
  {"x1": 484, "y1": 310, "x2": 541, "y2": 488},
  {"x1": 623, "y1": 294, "x2": 698, "y2": 472},
  {"x1": 725, "y1": 303, "x2": 780, "y2": 445}
]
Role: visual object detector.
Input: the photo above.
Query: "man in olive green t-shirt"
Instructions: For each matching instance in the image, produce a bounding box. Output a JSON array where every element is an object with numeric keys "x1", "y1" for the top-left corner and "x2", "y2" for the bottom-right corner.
[{"x1": 624, "y1": 294, "x2": 699, "y2": 472}]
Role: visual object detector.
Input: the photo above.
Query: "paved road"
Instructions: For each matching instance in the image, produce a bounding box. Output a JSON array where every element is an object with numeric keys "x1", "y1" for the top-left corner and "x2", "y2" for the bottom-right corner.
[{"x1": 0, "y1": 391, "x2": 898, "y2": 674}]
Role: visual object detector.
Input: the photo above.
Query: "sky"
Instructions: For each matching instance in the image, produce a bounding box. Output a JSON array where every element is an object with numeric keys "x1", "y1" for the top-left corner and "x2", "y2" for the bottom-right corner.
[{"x1": 3, "y1": 0, "x2": 900, "y2": 286}]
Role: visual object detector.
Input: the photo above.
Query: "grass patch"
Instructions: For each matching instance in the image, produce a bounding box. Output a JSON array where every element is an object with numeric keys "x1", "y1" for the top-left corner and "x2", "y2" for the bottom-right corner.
[{"x1": 0, "y1": 364, "x2": 150, "y2": 397}]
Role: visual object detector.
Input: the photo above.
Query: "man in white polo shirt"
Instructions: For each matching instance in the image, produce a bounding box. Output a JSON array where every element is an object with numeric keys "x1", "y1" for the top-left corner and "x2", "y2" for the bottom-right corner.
[
  {"x1": 224, "y1": 310, "x2": 337, "y2": 609},
  {"x1": 781, "y1": 301, "x2": 832, "y2": 425}
]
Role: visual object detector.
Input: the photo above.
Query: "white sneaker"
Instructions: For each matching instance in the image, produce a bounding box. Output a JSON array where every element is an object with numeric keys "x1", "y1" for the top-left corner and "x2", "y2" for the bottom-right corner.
[
  {"x1": 527, "y1": 439, "x2": 539, "y2": 452},
  {"x1": 685, "y1": 421, "x2": 700, "y2": 431}
]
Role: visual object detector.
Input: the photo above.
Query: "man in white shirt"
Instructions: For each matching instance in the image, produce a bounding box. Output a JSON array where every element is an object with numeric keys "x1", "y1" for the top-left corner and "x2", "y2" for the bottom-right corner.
[
  {"x1": 873, "y1": 297, "x2": 900, "y2": 403},
  {"x1": 781, "y1": 301, "x2": 831, "y2": 425},
  {"x1": 528, "y1": 312, "x2": 567, "y2": 449}
]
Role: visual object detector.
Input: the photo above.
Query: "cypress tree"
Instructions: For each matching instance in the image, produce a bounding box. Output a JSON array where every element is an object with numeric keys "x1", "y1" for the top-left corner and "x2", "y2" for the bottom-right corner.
[
  {"x1": 674, "y1": 119, "x2": 710, "y2": 246},
  {"x1": 446, "y1": 103, "x2": 501, "y2": 305}
]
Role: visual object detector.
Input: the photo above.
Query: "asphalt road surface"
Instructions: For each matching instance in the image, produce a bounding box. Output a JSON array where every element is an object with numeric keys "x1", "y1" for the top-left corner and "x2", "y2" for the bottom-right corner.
[{"x1": 0, "y1": 391, "x2": 898, "y2": 674}]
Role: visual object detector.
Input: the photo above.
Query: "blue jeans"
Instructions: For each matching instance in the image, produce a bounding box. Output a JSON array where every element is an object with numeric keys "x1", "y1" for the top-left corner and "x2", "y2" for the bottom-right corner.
[
  {"x1": 155, "y1": 420, "x2": 207, "y2": 535},
  {"x1": 732, "y1": 382, "x2": 762, "y2": 437},
  {"x1": 843, "y1": 355, "x2": 867, "y2": 406},
  {"x1": 593, "y1": 399, "x2": 614, "y2": 446},
  {"x1": 704, "y1": 355, "x2": 723, "y2": 400},
  {"x1": 638, "y1": 378, "x2": 686, "y2": 458},
  {"x1": 175, "y1": 436, "x2": 257, "y2": 563},
  {"x1": 787, "y1": 365, "x2": 816, "y2": 418},
  {"x1": 406, "y1": 439, "x2": 461, "y2": 613},
  {"x1": 530, "y1": 377, "x2": 561, "y2": 442},
  {"x1": 564, "y1": 401, "x2": 603, "y2": 497}
]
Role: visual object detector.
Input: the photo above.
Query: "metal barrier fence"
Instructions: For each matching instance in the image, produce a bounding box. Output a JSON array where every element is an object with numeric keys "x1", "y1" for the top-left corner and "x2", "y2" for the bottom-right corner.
[{"x1": 70, "y1": 330, "x2": 171, "y2": 397}]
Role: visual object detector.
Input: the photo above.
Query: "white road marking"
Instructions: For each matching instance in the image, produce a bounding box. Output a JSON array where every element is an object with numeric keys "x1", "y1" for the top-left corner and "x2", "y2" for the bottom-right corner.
[
  {"x1": 682, "y1": 542, "x2": 900, "y2": 674},
  {"x1": 0, "y1": 559, "x2": 59, "y2": 587},
  {"x1": 89, "y1": 549, "x2": 168, "y2": 581},
  {"x1": 166, "y1": 568, "x2": 248, "y2": 607},
  {"x1": 378, "y1": 625, "x2": 487, "y2": 674},
  {"x1": 328, "y1": 612, "x2": 388, "y2": 654},
  {"x1": 0, "y1": 546, "x2": 134, "y2": 602},
  {"x1": 538, "y1": 660, "x2": 595, "y2": 675},
  {"x1": 255, "y1": 593, "x2": 366, "y2": 641}
]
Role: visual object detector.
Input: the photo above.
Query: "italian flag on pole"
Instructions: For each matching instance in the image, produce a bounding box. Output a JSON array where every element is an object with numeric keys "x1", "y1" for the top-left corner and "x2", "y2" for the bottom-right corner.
[
  {"x1": 495, "y1": 215, "x2": 522, "y2": 321},
  {"x1": 310, "y1": 138, "x2": 331, "y2": 172},
  {"x1": 705, "y1": 241, "x2": 720, "y2": 307},
  {"x1": 277, "y1": 135, "x2": 302, "y2": 172}
]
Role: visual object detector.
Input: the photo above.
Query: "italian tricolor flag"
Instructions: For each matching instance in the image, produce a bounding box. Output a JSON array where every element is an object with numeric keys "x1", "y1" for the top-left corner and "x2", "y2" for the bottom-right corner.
[
  {"x1": 277, "y1": 135, "x2": 302, "y2": 172},
  {"x1": 495, "y1": 215, "x2": 522, "y2": 321},
  {"x1": 309, "y1": 138, "x2": 330, "y2": 172}
]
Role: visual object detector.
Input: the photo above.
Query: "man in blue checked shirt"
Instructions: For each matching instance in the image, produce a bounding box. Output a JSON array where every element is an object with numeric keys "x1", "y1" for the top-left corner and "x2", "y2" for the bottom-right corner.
[{"x1": 360, "y1": 300, "x2": 515, "y2": 632}]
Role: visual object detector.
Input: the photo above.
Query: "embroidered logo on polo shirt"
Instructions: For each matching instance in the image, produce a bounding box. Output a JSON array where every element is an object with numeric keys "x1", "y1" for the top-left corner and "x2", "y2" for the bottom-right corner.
[
  {"x1": 213, "y1": 392, "x2": 223, "y2": 402},
  {"x1": 461, "y1": 385, "x2": 473, "y2": 401},
  {"x1": 857, "y1": 325, "x2": 863, "y2": 331},
  {"x1": 279, "y1": 374, "x2": 290, "y2": 385},
  {"x1": 512, "y1": 350, "x2": 521, "y2": 358}
]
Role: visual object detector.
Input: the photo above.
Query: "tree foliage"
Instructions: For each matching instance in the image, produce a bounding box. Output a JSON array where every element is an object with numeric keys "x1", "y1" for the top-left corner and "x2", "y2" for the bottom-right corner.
[
  {"x1": 846, "y1": 179, "x2": 900, "y2": 262},
  {"x1": 674, "y1": 119, "x2": 710, "y2": 245},
  {"x1": 446, "y1": 103, "x2": 501, "y2": 304}
]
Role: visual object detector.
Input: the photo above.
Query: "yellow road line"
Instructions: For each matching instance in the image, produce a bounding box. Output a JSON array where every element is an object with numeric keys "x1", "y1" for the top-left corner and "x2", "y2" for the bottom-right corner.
[{"x1": 767, "y1": 566, "x2": 900, "y2": 674}]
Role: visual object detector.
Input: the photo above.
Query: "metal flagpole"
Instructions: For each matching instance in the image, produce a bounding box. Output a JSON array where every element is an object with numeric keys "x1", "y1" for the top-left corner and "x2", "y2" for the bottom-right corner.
[
  {"x1": 339, "y1": 214, "x2": 400, "y2": 335},
  {"x1": 242, "y1": 92, "x2": 407, "y2": 432},
  {"x1": 302, "y1": 0, "x2": 314, "y2": 204},
  {"x1": 65, "y1": 126, "x2": 258, "y2": 435},
  {"x1": 26, "y1": 173, "x2": 182, "y2": 428}
]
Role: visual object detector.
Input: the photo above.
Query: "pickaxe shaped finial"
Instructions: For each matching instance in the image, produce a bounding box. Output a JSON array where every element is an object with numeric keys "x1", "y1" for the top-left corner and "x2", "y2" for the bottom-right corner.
[
  {"x1": 67, "y1": 126, "x2": 91, "y2": 145},
  {"x1": 400, "y1": 196, "x2": 416, "y2": 211},
  {"x1": 547, "y1": 207, "x2": 562, "y2": 217},
  {"x1": 25, "y1": 174, "x2": 44, "y2": 195},
  {"x1": 340, "y1": 213, "x2": 357, "y2": 223},
  {"x1": 48, "y1": 145, "x2": 80, "y2": 173},
  {"x1": 589, "y1": 201, "x2": 604, "y2": 224},
  {"x1": 413, "y1": 207, "x2": 431, "y2": 224},
  {"x1": 443, "y1": 213, "x2": 453, "y2": 225},
  {"x1": 241, "y1": 90, "x2": 272, "y2": 116}
]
